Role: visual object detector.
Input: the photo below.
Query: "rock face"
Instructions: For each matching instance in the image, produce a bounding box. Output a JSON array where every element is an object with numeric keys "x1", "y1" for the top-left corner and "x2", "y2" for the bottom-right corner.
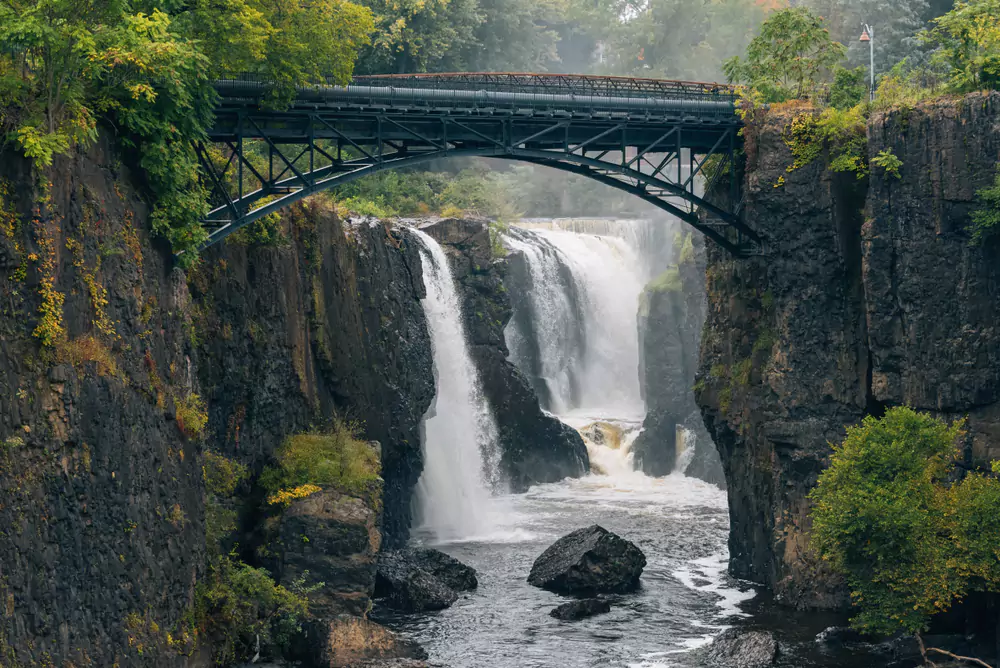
[
  {"x1": 550, "y1": 598, "x2": 612, "y2": 621},
  {"x1": 696, "y1": 92, "x2": 1000, "y2": 607},
  {"x1": 421, "y1": 218, "x2": 589, "y2": 490},
  {"x1": 192, "y1": 203, "x2": 435, "y2": 547},
  {"x1": 702, "y1": 629, "x2": 778, "y2": 668},
  {"x1": 374, "y1": 548, "x2": 477, "y2": 612},
  {"x1": 277, "y1": 487, "x2": 383, "y2": 618},
  {"x1": 634, "y1": 235, "x2": 725, "y2": 486},
  {"x1": 308, "y1": 616, "x2": 428, "y2": 668},
  {"x1": 528, "y1": 525, "x2": 646, "y2": 594},
  {"x1": 0, "y1": 139, "x2": 204, "y2": 666}
]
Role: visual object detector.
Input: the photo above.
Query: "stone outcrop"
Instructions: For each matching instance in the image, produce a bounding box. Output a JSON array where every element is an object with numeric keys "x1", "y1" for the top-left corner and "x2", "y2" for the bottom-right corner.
[
  {"x1": 550, "y1": 598, "x2": 612, "y2": 621},
  {"x1": 374, "y1": 548, "x2": 477, "y2": 612},
  {"x1": 191, "y1": 203, "x2": 435, "y2": 547},
  {"x1": 700, "y1": 629, "x2": 778, "y2": 668},
  {"x1": 307, "y1": 616, "x2": 428, "y2": 668},
  {"x1": 421, "y1": 218, "x2": 589, "y2": 490},
  {"x1": 635, "y1": 234, "x2": 725, "y2": 486},
  {"x1": 528, "y1": 525, "x2": 646, "y2": 595},
  {"x1": 277, "y1": 487, "x2": 383, "y2": 619},
  {"x1": 696, "y1": 92, "x2": 1000, "y2": 608}
]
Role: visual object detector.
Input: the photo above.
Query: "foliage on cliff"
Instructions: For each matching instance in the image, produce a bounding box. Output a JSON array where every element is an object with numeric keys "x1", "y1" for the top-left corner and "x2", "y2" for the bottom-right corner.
[
  {"x1": 0, "y1": 0, "x2": 372, "y2": 261},
  {"x1": 199, "y1": 451, "x2": 314, "y2": 665},
  {"x1": 259, "y1": 421, "x2": 381, "y2": 506},
  {"x1": 969, "y1": 167, "x2": 1000, "y2": 244},
  {"x1": 810, "y1": 407, "x2": 1000, "y2": 637}
]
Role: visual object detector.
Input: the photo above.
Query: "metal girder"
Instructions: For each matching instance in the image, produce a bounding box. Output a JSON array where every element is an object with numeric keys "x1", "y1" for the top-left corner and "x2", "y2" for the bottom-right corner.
[{"x1": 199, "y1": 76, "x2": 760, "y2": 256}]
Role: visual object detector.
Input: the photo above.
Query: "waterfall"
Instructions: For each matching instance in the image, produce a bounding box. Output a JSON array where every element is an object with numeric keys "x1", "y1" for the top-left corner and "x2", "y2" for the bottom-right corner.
[
  {"x1": 412, "y1": 229, "x2": 501, "y2": 542},
  {"x1": 504, "y1": 224, "x2": 656, "y2": 419}
]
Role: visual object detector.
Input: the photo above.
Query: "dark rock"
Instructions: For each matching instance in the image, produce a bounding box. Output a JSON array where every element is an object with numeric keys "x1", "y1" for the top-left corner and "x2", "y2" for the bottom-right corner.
[
  {"x1": 375, "y1": 548, "x2": 476, "y2": 612},
  {"x1": 695, "y1": 94, "x2": 1000, "y2": 607},
  {"x1": 194, "y1": 203, "x2": 436, "y2": 549},
  {"x1": 386, "y1": 548, "x2": 478, "y2": 592},
  {"x1": 634, "y1": 234, "x2": 726, "y2": 487},
  {"x1": 815, "y1": 626, "x2": 866, "y2": 646},
  {"x1": 308, "y1": 616, "x2": 428, "y2": 667},
  {"x1": 702, "y1": 629, "x2": 778, "y2": 668},
  {"x1": 528, "y1": 525, "x2": 646, "y2": 594},
  {"x1": 550, "y1": 598, "x2": 612, "y2": 621},
  {"x1": 277, "y1": 488, "x2": 382, "y2": 618},
  {"x1": 422, "y1": 218, "x2": 590, "y2": 490}
]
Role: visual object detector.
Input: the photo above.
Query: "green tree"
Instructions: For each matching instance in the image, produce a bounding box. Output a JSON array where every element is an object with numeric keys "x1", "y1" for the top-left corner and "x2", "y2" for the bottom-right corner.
[
  {"x1": 354, "y1": 0, "x2": 481, "y2": 73},
  {"x1": 829, "y1": 65, "x2": 868, "y2": 109},
  {"x1": 810, "y1": 406, "x2": 1000, "y2": 655},
  {"x1": 922, "y1": 0, "x2": 1000, "y2": 92},
  {"x1": 723, "y1": 7, "x2": 847, "y2": 101},
  {"x1": 968, "y1": 166, "x2": 1000, "y2": 244}
]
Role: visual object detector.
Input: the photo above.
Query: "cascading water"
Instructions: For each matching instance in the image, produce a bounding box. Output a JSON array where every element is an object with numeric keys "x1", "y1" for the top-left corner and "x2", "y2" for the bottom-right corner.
[
  {"x1": 411, "y1": 228, "x2": 502, "y2": 543},
  {"x1": 504, "y1": 224, "x2": 651, "y2": 419}
]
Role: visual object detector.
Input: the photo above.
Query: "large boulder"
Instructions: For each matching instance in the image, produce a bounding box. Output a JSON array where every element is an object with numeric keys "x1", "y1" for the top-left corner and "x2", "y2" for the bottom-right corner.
[
  {"x1": 308, "y1": 616, "x2": 427, "y2": 668},
  {"x1": 528, "y1": 525, "x2": 646, "y2": 595},
  {"x1": 375, "y1": 548, "x2": 477, "y2": 612},
  {"x1": 702, "y1": 629, "x2": 778, "y2": 668},
  {"x1": 550, "y1": 598, "x2": 612, "y2": 621}
]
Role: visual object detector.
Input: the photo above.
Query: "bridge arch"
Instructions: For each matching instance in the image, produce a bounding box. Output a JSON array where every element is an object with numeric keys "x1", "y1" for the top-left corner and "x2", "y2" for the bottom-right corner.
[{"x1": 197, "y1": 74, "x2": 761, "y2": 256}]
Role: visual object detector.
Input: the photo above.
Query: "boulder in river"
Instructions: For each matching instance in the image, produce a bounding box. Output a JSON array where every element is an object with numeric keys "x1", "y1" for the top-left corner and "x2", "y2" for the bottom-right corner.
[
  {"x1": 702, "y1": 629, "x2": 778, "y2": 668},
  {"x1": 375, "y1": 548, "x2": 477, "y2": 612},
  {"x1": 550, "y1": 598, "x2": 612, "y2": 621},
  {"x1": 528, "y1": 525, "x2": 646, "y2": 594}
]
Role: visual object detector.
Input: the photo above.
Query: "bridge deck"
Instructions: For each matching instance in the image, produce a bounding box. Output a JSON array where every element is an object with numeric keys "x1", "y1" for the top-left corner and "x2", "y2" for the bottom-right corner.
[{"x1": 200, "y1": 73, "x2": 759, "y2": 256}]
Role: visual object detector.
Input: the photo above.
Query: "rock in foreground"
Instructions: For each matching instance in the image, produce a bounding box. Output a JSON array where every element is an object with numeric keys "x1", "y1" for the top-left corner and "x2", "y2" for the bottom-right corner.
[
  {"x1": 375, "y1": 548, "x2": 477, "y2": 612},
  {"x1": 528, "y1": 525, "x2": 646, "y2": 594},
  {"x1": 702, "y1": 629, "x2": 777, "y2": 668},
  {"x1": 550, "y1": 598, "x2": 612, "y2": 621},
  {"x1": 310, "y1": 616, "x2": 428, "y2": 667}
]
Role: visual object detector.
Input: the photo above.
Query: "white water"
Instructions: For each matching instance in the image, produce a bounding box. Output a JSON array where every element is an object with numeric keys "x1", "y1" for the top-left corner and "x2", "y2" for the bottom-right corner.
[
  {"x1": 505, "y1": 226, "x2": 649, "y2": 417},
  {"x1": 412, "y1": 229, "x2": 504, "y2": 542}
]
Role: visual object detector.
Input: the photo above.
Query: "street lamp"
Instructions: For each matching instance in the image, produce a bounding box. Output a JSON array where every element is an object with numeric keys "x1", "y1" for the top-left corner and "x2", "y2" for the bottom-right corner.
[{"x1": 860, "y1": 24, "x2": 875, "y2": 101}]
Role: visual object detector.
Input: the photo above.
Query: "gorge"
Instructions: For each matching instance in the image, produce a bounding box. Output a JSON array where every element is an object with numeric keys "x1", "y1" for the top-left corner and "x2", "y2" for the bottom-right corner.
[{"x1": 1, "y1": 90, "x2": 999, "y2": 668}]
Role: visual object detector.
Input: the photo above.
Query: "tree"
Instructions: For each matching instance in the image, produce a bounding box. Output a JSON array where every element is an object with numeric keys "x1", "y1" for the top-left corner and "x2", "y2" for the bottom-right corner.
[
  {"x1": 810, "y1": 406, "x2": 1000, "y2": 656},
  {"x1": 922, "y1": 0, "x2": 1000, "y2": 92},
  {"x1": 829, "y1": 65, "x2": 868, "y2": 109},
  {"x1": 723, "y1": 7, "x2": 847, "y2": 101},
  {"x1": 354, "y1": 0, "x2": 482, "y2": 74}
]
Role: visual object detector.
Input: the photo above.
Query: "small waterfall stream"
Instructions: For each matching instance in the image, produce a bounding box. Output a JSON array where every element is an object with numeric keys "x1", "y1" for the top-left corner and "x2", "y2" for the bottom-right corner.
[{"x1": 412, "y1": 229, "x2": 502, "y2": 543}]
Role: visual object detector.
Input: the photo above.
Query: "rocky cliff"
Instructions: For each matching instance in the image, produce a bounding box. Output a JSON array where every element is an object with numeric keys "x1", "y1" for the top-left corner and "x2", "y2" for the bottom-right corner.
[
  {"x1": 634, "y1": 233, "x2": 725, "y2": 486},
  {"x1": 0, "y1": 139, "x2": 205, "y2": 666},
  {"x1": 190, "y1": 201, "x2": 435, "y2": 548},
  {"x1": 422, "y1": 219, "x2": 589, "y2": 491},
  {"x1": 696, "y1": 92, "x2": 1000, "y2": 608}
]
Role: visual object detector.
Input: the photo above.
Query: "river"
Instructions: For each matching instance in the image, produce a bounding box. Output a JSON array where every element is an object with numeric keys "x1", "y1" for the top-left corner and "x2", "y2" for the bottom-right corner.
[{"x1": 396, "y1": 220, "x2": 893, "y2": 668}]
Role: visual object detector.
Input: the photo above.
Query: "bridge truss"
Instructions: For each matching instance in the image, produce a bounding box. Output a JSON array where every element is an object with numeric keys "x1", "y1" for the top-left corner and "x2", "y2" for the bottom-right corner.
[{"x1": 198, "y1": 74, "x2": 760, "y2": 256}]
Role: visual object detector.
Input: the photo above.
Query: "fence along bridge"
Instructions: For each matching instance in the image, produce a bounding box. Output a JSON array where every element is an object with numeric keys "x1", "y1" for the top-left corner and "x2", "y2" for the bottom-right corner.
[{"x1": 200, "y1": 72, "x2": 760, "y2": 256}]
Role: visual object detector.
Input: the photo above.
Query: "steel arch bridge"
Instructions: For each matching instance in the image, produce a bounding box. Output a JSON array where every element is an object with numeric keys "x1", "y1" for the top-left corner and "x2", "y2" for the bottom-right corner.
[{"x1": 199, "y1": 72, "x2": 760, "y2": 256}]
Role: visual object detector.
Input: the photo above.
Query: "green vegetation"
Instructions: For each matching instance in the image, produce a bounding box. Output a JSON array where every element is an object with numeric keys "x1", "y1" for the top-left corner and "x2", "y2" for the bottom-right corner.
[
  {"x1": 969, "y1": 165, "x2": 1000, "y2": 244},
  {"x1": 724, "y1": 8, "x2": 846, "y2": 102},
  {"x1": 646, "y1": 267, "x2": 682, "y2": 294},
  {"x1": 259, "y1": 421, "x2": 381, "y2": 505},
  {"x1": 174, "y1": 393, "x2": 208, "y2": 439},
  {"x1": 0, "y1": 0, "x2": 373, "y2": 262},
  {"x1": 871, "y1": 149, "x2": 903, "y2": 179},
  {"x1": 810, "y1": 407, "x2": 1000, "y2": 654}
]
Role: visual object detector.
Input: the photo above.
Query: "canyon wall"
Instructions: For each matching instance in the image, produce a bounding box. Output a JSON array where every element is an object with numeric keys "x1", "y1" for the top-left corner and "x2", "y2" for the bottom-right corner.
[{"x1": 697, "y1": 92, "x2": 1000, "y2": 608}]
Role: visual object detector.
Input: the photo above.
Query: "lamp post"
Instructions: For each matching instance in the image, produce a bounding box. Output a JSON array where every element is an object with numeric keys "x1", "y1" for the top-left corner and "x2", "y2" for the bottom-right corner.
[{"x1": 860, "y1": 24, "x2": 875, "y2": 101}]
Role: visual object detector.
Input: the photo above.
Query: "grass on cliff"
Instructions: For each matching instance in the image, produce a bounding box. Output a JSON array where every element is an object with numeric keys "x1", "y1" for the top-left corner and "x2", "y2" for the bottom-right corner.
[{"x1": 259, "y1": 421, "x2": 381, "y2": 507}]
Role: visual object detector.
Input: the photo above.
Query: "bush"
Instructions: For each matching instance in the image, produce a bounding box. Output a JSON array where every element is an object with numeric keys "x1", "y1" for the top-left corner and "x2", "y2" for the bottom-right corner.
[
  {"x1": 195, "y1": 555, "x2": 310, "y2": 666},
  {"x1": 259, "y1": 421, "x2": 380, "y2": 505},
  {"x1": 810, "y1": 407, "x2": 1000, "y2": 641},
  {"x1": 175, "y1": 393, "x2": 208, "y2": 439},
  {"x1": 969, "y1": 166, "x2": 1000, "y2": 244}
]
